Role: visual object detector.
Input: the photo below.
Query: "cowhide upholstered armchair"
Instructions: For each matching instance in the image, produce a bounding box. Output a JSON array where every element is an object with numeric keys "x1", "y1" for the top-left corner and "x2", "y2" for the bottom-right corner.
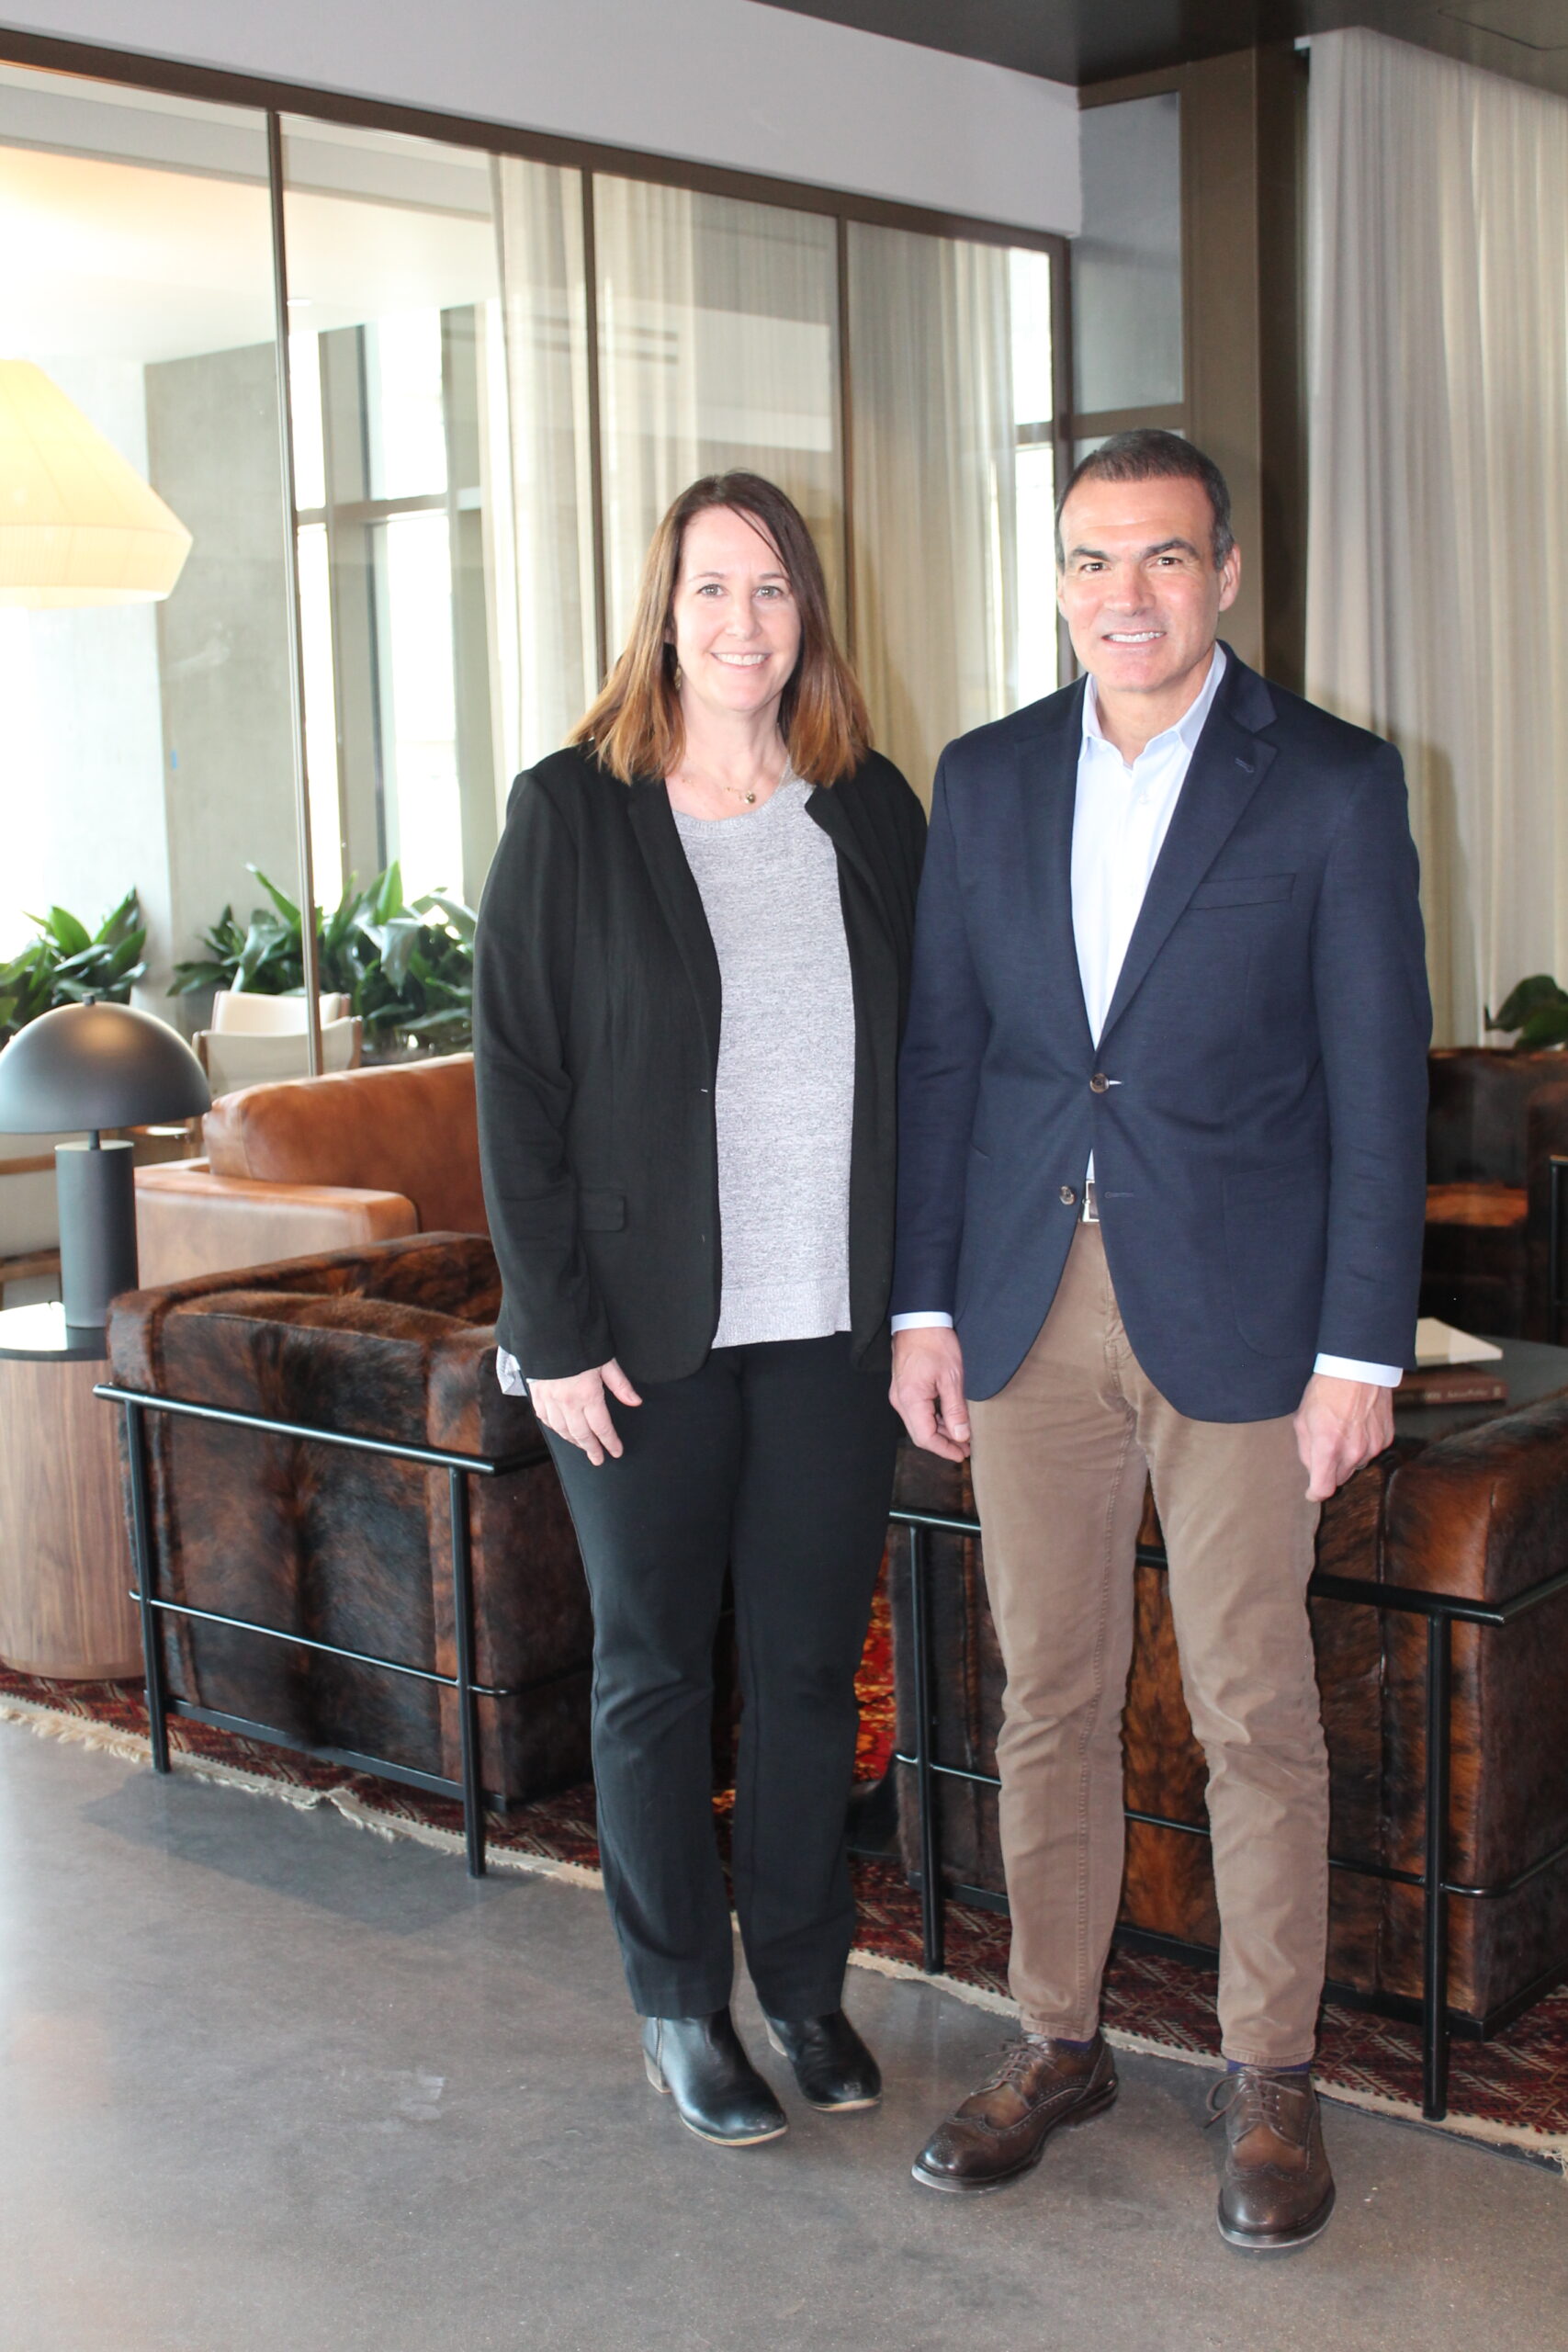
[{"x1": 107, "y1": 1231, "x2": 592, "y2": 1805}]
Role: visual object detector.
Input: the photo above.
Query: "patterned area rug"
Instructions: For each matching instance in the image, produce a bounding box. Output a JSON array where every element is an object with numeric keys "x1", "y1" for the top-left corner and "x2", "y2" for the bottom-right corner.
[{"x1": 4, "y1": 1587, "x2": 1565, "y2": 2174}]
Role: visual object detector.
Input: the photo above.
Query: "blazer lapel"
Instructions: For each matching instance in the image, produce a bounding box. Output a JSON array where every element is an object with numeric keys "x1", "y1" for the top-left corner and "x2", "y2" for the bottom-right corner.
[
  {"x1": 1021, "y1": 681, "x2": 1097, "y2": 1057},
  {"x1": 1097, "y1": 676, "x2": 1278, "y2": 1048},
  {"x1": 626, "y1": 777, "x2": 722, "y2": 1072}
]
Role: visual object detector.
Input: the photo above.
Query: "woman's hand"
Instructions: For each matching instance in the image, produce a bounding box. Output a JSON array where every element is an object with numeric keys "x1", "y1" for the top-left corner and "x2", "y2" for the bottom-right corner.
[{"x1": 528, "y1": 1358, "x2": 643, "y2": 1465}]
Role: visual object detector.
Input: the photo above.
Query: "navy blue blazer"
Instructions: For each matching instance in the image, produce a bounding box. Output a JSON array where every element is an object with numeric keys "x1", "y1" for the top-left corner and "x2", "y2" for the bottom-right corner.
[{"x1": 891, "y1": 648, "x2": 1431, "y2": 1421}]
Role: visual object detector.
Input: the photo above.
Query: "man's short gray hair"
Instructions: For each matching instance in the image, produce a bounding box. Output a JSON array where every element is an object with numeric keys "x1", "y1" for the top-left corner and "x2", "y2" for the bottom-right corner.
[{"x1": 1055, "y1": 428, "x2": 1235, "y2": 569}]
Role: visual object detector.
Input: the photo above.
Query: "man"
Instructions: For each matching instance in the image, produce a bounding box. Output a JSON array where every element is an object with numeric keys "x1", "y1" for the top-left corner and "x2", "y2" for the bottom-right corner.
[{"x1": 890, "y1": 431, "x2": 1429, "y2": 2251}]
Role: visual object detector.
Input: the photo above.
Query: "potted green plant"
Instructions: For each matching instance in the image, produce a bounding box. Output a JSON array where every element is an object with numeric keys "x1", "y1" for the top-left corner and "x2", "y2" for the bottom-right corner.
[
  {"x1": 0, "y1": 892, "x2": 147, "y2": 1047},
  {"x1": 170, "y1": 865, "x2": 476, "y2": 1057}
]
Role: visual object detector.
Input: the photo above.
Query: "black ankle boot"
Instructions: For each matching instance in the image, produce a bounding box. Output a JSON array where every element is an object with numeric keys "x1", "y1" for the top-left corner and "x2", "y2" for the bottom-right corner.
[
  {"x1": 763, "y1": 2009, "x2": 882, "y2": 2111},
  {"x1": 641, "y1": 2008, "x2": 789, "y2": 2145}
]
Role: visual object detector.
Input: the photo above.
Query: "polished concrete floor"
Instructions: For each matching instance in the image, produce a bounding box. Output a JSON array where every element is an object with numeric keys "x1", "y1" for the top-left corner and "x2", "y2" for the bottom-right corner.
[{"x1": 1, "y1": 1723, "x2": 1564, "y2": 2352}]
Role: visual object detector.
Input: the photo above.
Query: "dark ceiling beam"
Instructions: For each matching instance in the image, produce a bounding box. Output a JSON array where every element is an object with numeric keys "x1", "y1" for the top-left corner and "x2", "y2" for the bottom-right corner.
[{"x1": 748, "y1": 1, "x2": 1568, "y2": 99}]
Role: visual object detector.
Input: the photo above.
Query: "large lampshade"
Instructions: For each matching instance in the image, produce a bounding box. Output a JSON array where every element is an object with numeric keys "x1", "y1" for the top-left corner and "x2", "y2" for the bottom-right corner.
[
  {"x1": 0, "y1": 1002, "x2": 209, "y2": 1133},
  {"x1": 0, "y1": 359, "x2": 193, "y2": 607},
  {"x1": 0, "y1": 1004, "x2": 210, "y2": 1330}
]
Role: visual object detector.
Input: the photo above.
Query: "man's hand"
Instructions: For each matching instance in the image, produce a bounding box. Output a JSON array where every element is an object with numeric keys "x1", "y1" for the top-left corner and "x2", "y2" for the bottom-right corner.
[
  {"x1": 528, "y1": 1358, "x2": 642, "y2": 1466},
  {"x1": 891, "y1": 1327, "x2": 972, "y2": 1462},
  {"x1": 1292, "y1": 1374, "x2": 1393, "y2": 1502}
]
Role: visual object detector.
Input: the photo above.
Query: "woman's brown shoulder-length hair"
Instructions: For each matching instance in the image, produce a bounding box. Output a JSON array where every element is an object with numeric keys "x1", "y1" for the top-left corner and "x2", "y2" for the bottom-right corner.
[{"x1": 570, "y1": 471, "x2": 870, "y2": 786}]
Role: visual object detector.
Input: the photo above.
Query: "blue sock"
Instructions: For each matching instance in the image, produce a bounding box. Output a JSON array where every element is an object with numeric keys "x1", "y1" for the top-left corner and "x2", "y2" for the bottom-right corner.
[
  {"x1": 1226, "y1": 2057, "x2": 1311, "y2": 2074},
  {"x1": 1030, "y1": 2032, "x2": 1098, "y2": 2051}
]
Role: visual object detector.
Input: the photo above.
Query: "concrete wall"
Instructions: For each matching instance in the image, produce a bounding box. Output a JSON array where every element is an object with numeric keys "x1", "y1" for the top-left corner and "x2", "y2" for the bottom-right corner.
[
  {"x1": 143, "y1": 341, "x2": 303, "y2": 1002},
  {"x1": 1, "y1": 0, "x2": 1081, "y2": 235}
]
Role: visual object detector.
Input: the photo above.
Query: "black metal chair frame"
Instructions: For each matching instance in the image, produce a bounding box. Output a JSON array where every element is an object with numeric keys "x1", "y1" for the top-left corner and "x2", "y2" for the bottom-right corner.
[
  {"x1": 96, "y1": 1384, "x2": 547, "y2": 1881},
  {"x1": 892, "y1": 1504, "x2": 1568, "y2": 2123},
  {"x1": 1548, "y1": 1154, "x2": 1568, "y2": 1343}
]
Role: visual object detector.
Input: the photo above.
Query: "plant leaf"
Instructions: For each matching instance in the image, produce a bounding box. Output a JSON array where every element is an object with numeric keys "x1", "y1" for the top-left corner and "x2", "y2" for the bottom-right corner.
[
  {"x1": 249, "y1": 866, "x2": 302, "y2": 933},
  {"x1": 1515, "y1": 1004, "x2": 1568, "y2": 1049},
  {"x1": 46, "y1": 904, "x2": 92, "y2": 956},
  {"x1": 1489, "y1": 974, "x2": 1568, "y2": 1033}
]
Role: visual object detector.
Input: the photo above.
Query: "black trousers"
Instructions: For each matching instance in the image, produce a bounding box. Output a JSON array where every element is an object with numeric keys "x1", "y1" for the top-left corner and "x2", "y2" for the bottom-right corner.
[{"x1": 544, "y1": 1333, "x2": 898, "y2": 2019}]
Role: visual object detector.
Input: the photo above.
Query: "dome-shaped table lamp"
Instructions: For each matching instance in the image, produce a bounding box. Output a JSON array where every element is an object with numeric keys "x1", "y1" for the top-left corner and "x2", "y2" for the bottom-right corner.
[{"x1": 0, "y1": 1003, "x2": 209, "y2": 1336}]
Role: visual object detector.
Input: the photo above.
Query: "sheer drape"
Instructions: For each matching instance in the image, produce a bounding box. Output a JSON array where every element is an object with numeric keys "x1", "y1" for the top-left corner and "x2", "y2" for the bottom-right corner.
[
  {"x1": 491, "y1": 171, "x2": 1032, "y2": 800},
  {"x1": 593, "y1": 178, "x2": 841, "y2": 656},
  {"x1": 1304, "y1": 30, "x2": 1568, "y2": 1045},
  {"x1": 491, "y1": 156, "x2": 597, "y2": 774},
  {"x1": 848, "y1": 224, "x2": 1018, "y2": 799}
]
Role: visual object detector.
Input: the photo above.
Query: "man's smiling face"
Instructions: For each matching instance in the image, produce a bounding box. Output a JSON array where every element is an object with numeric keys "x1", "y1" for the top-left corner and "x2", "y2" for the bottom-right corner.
[{"x1": 1055, "y1": 471, "x2": 1240, "y2": 711}]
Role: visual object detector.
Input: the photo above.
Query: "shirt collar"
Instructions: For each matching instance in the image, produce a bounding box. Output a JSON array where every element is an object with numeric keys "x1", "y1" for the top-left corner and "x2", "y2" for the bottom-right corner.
[{"x1": 1081, "y1": 642, "x2": 1228, "y2": 766}]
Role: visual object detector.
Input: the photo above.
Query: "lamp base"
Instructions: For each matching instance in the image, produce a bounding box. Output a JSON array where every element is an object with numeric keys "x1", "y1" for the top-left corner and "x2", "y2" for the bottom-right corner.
[{"x1": 55, "y1": 1139, "x2": 138, "y2": 1330}]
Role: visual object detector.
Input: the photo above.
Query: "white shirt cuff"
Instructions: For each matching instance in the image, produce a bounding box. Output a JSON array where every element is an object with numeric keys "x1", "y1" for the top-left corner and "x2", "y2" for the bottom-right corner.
[
  {"x1": 890, "y1": 1311, "x2": 954, "y2": 1332},
  {"x1": 1313, "y1": 1353, "x2": 1403, "y2": 1387},
  {"x1": 495, "y1": 1346, "x2": 528, "y2": 1396}
]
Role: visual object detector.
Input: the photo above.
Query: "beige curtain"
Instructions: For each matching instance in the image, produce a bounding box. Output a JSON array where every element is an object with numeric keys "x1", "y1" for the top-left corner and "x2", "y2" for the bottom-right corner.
[
  {"x1": 847, "y1": 223, "x2": 1018, "y2": 800},
  {"x1": 491, "y1": 155, "x2": 598, "y2": 774},
  {"x1": 1304, "y1": 29, "x2": 1568, "y2": 1045}
]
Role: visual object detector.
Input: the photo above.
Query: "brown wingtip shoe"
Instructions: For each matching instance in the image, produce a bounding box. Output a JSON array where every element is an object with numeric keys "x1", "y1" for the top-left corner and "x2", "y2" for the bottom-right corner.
[
  {"x1": 1208, "y1": 2066, "x2": 1336, "y2": 2252},
  {"x1": 911, "y1": 2032, "x2": 1118, "y2": 2194}
]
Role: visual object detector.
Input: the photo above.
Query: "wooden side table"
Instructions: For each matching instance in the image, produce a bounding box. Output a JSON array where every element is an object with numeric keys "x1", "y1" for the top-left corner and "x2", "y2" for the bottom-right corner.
[{"x1": 0, "y1": 1302, "x2": 140, "y2": 1679}]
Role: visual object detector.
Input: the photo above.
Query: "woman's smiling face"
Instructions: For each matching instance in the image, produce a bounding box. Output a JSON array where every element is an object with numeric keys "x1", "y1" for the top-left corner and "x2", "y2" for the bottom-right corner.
[{"x1": 668, "y1": 503, "x2": 803, "y2": 726}]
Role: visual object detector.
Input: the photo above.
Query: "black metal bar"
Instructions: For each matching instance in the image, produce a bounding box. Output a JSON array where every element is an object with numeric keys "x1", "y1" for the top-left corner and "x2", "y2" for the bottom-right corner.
[
  {"x1": 122, "y1": 1396, "x2": 169, "y2": 1775},
  {"x1": 1423, "y1": 1613, "x2": 1454, "y2": 2120},
  {"x1": 94, "y1": 1384, "x2": 536, "y2": 1477},
  {"x1": 895, "y1": 1505, "x2": 1568, "y2": 1629},
  {"x1": 163, "y1": 1698, "x2": 470, "y2": 1804},
  {"x1": 130, "y1": 1592, "x2": 517, "y2": 1697},
  {"x1": 1445, "y1": 1829, "x2": 1568, "y2": 1903},
  {"x1": 1551, "y1": 1158, "x2": 1568, "y2": 1347},
  {"x1": 908, "y1": 1523, "x2": 944, "y2": 1976},
  {"x1": 449, "y1": 1467, "x2": 486, "y2": 1879},
  {"x1": 895, "y1": 1749, "x2": 1432, "y2": 1885},
  {"x1": 1309, "y1": 1566, "x2": 1568, "y2": 1629}
]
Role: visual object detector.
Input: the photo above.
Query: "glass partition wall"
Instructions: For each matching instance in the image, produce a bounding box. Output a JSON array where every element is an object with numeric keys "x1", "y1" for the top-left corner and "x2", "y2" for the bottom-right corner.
[
  {"x1": 0, "y1": 63, "x2": 303, "y2": 1000},
  {"x1": 1, "y1": 50, "x2": 1068, "y2": 1080}
]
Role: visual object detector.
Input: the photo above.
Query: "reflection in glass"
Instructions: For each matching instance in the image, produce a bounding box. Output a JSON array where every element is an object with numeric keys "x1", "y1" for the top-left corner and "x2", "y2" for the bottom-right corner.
[
  {"x1": 366, "y1": 311, "x2": 448, "y2": 502},
  {"x1": 850, "y1": 224, "x2": 1057, "y2": 797},
  {"x1": 0, "y1": 62, "x2": 301, "y2": 1012},
  {"x1": 593, "y1": 178, "x2": 842, "y2": 657},
  {"x1": 381, "y1": 510, "x2": 461, "y2": 892},
  {"x1": 281, "y1": 114, "x2": 502, "y2": 909}
]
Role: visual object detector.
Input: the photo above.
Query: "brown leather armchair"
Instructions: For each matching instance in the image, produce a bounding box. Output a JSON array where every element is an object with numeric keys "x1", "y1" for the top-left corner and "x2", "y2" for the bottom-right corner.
[
  {"x1": 133, "y1": 1054, "x2": 485, "y2": 1288},
  {"x1": 107, "y1": 1231, "x2": 592, "y2": 1805},
  {"x1": 1423, "y1": 1046, "x2": 1568, "y2": 1338}
]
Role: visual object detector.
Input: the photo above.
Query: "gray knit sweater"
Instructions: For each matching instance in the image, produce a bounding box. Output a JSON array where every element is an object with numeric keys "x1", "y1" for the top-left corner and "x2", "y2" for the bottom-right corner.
[{"x1": 671, "y1": 775, "x2": 854, "y2": 1350}]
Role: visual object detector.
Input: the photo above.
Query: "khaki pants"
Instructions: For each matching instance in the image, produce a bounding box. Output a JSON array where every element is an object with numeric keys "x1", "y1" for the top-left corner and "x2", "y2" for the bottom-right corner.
[{"x1": 968, "y1": 1224, "x2": 1326, "y2": 2068}]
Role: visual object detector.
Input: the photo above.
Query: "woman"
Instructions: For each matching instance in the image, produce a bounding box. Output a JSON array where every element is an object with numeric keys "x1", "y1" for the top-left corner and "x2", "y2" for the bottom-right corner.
[{"x1": 474, "y1": 472, "x2": 924, "y2": 2148}]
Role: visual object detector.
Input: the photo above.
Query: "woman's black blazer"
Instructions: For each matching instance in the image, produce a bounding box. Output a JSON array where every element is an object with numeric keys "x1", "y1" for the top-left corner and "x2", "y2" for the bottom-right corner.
[{"x1": 473, "y1": 743, "x2": 927, "y2": 1385}]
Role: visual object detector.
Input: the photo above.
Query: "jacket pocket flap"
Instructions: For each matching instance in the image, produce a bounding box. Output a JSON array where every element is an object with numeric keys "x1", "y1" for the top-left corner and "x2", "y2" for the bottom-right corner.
[
  {"x1": 1188, "y1": 871, "x2": 1296, "y2": 909},
  {"x1": 578, "y1": 1189, "x2": 626, "y2": 1231}
]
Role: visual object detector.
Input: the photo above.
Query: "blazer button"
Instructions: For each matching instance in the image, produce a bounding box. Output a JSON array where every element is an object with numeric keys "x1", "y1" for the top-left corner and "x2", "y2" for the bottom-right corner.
[
  {"x1": 1089, "y1": 1072, "x2": 1109, "y2": 1094},
  {"x1": 1059, "y1": 1184, "x2": 1077, "y2": 1206}
]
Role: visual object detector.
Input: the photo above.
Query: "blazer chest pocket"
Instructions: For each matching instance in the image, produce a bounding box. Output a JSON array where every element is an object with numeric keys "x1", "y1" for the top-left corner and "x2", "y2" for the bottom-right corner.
[
  {"x1": 1188, "y1": 871, "x2": 1296, "y2": 910},
  {"x1": 578, "y1": 1189, "x2": 626, "y2": 1231}
]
